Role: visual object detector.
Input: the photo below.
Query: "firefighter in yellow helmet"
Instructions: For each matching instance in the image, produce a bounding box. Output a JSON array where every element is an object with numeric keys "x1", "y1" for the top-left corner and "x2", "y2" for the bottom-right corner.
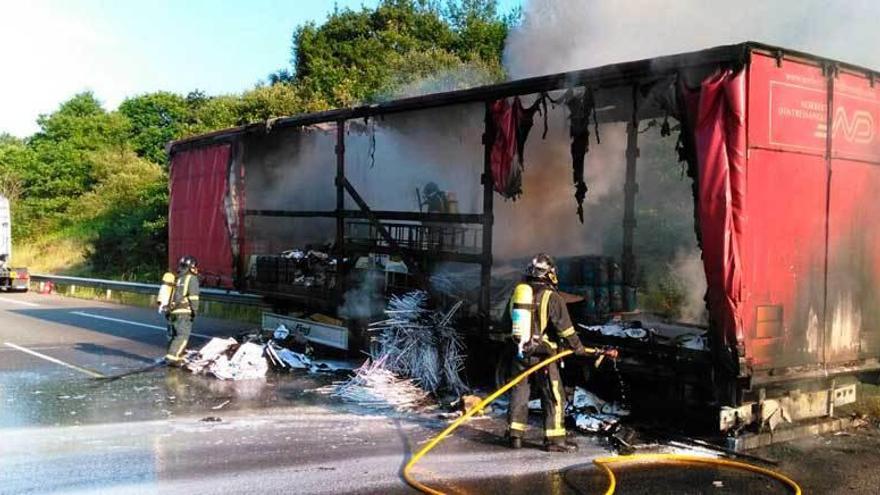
[
  {"x1": 507, "y1": 253, "x2": 617, "y2": 452},
  {"x1": 163, "y1": 255, "x2": 200, "y2": 365}
]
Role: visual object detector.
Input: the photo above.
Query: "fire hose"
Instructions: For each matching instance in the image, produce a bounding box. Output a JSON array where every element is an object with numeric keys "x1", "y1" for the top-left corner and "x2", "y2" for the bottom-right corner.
[{"x1": 402, "y1": 349, "x2": 803, "y2": 495}]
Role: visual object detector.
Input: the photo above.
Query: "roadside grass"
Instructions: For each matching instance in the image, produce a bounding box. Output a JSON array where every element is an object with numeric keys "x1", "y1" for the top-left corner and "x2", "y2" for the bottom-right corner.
[
  {"x1": 19, "y1": 227, "x2": 262, "y2": 325},
  {"x1": 14, "y1": 235, "x2": 88, "y2": 275}
]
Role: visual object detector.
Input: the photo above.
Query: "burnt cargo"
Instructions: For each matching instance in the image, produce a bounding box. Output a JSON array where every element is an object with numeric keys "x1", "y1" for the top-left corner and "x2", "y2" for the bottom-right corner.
[{"x1": 167, "y1": 42, "x2": 880, "y2": 435}]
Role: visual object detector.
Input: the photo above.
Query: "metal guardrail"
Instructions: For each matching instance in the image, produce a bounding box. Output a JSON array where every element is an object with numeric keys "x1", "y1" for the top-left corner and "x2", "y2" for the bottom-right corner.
[{"x1": 30, "y1": 274, "x2": 266, "y2": 307}]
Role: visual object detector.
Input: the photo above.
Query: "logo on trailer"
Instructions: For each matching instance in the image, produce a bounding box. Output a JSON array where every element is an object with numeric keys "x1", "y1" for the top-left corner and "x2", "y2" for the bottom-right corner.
[{"x1": 814, "y1": 107, "x2": 876, "y2": 144}]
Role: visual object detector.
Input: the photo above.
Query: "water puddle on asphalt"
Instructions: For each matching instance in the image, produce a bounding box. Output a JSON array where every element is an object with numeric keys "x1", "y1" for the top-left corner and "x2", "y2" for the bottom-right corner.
[{"x1": 0, "y1": 367, "x2": 344, "y2": 428}]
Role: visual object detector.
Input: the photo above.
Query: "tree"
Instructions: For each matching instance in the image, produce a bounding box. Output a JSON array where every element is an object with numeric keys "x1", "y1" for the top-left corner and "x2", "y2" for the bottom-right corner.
[
  {"x1": 78, "y1": 149, "x2": 168, "y2": 279},
  {"x1": 237, "y1": 83, "x2": 307, "y2": 123},
  {"x1": 118, "y1": 92, "x2": 189, "y2": 165},
  {"x1": 444, "y1": 0, "x2": 516, "y2": 63},
  {"x1": 4, "y1": 0, "x2": 520, "y2": 280},
  {"x1": 23, "y1": 93, "x2": 129, "y2": 227},
  {"x1": 288, "y1": 0, "x2": 513, "y2": 107},
  {"x1": 0, "y1": 134, "x2": 27, "y2": 201}
]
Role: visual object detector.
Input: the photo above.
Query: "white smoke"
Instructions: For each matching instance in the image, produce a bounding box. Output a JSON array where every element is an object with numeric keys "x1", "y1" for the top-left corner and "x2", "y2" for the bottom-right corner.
[
  {"x1": 670, "y1": 249, "x2": 709, "y2": 325},
  {"x1": 504, "y1": 0, "x2": 880, "y2": 79}
]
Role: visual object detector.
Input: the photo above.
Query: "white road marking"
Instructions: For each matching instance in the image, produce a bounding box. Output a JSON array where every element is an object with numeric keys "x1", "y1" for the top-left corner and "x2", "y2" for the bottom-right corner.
[
  {"x1": 0, "y1": 296, "x2": 40, "y2": 307},
  {"x1": 70, "y1": 311, "x2": 213, "y2": 339},
  {"x1": 4, "y1": 342, "x2": 105, "y2": 378}
]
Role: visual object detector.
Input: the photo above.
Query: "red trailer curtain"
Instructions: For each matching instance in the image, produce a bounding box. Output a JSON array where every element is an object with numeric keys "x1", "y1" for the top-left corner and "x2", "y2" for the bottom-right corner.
[
  {"x1": 490, "y1": 99, "x2": 520, "y2": 198},
  {"x1": 168, "y1": 144, "x2": 234, "y2": 288},
  {"x1": 694, "y1": 69, "x2": 747, "y2": 347}
]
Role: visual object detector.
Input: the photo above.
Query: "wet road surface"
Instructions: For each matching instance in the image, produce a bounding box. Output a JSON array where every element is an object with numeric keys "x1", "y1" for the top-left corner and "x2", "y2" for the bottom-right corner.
[{"x1": 1, "y1": 290, "x2": 879, "y2": 494}]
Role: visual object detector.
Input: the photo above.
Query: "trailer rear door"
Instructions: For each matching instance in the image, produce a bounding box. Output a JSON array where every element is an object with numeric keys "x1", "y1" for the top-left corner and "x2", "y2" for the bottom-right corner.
[
  {"x1": 169, "y1": 144, "x2": 236, "y2": 288},
  {"x1": 743, "y1": 52, "x2": 880, "y2": 371},
  {"x1": 826, "y1": 69, "x2": 880, "y2": 364}
]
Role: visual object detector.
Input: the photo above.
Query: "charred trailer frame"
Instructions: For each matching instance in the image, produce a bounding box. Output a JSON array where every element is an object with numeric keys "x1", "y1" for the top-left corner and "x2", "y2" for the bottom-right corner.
[{"x1": 167, "y1": 42, "x2": 880, "y2": 438}]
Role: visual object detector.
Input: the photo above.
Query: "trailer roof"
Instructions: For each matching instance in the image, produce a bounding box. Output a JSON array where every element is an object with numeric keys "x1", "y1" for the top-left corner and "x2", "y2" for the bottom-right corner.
[{"x1": 169, "y1": 41, "x2": 879, "y2": 153}]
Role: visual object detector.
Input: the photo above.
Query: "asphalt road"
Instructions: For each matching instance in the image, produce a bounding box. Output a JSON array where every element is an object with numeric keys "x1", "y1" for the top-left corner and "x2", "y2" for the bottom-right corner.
[{"x1": 1, "y1": 290, "x2": 879, "y2": 494}]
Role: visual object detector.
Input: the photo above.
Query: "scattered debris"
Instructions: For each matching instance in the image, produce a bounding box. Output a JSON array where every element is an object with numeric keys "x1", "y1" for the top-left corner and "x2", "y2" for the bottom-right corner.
[
  {"x1": 180, "y1": 329, "x2": 349, "y2": 381},
  {"x1": 457, "y1": 394, "x2": 484, "y2": 416},
  {"x1": 579, "y1": 321, "x2": 709, "y2": 351},
  {"x1": 209, "y1": 342, "x2": 269, "y2": 381},
  {"x1": 200, "y1": 416, "x2": 222, "y2": 422},
  {"x1": 211, "y1": 400, "x2": 231, "y2": 410},
  {"x1": 184, "y1": 337, "x2": 237, "y2": 374},
  {"x1": 322, "y1": 291, "x2": 468, "y2": 412},
  {"x1": 368, "y1": 291, "x2": 468, "y2": 395},
  {"x1": 325, "y1": 356, "x2": 432, "y2": 411},
  {"x1": 677, "y1": 333, "x2": 709, "y2": 351},
  {"x1": 254, "y1": 246, "x2": 339, "y2": 290},
  {"x1": 567, "y1": 387, "x2": 630, "y2": 434},
  {"x1": 850, "y1": 413, "x2": 870, "y2": 429},
  {"x1": 574, "y1": 414, "x2": 622, "y2": 434},
  {"x1": 265, "y1": 343, "x2": 310, "y2": 370}
]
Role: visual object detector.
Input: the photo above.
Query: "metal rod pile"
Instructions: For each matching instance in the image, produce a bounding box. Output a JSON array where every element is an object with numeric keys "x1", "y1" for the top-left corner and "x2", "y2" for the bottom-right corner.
[
  {"x1": 327, "y1": 291, "x2": 469, "y2": 411},
  {"x1": 368, "y1": 291, "x2": 468, "y2": 396},
  {"x1": 328, "y1": 355, "x2": 431, "y2": 411}
]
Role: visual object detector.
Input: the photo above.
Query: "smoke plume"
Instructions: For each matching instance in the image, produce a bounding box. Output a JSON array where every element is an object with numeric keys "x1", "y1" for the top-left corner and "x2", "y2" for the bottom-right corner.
[{"x1": 504, "y1": 0, "x2": 880, "y2": 80}]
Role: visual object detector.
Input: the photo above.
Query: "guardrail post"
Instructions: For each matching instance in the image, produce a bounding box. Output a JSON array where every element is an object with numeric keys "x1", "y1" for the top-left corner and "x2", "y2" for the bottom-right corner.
[{"x1": 105, "y1": 289, "x2": 112, "y2": 300}]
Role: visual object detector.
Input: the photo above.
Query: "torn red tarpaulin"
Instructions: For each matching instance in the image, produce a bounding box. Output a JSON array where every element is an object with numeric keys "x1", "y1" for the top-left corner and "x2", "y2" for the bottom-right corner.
[
  {"x1": 693, "y1": 69, "x2": 746, "y2": 348},
  {"x1": 490, "y1": 97, "x2": 543, "y2": 199}
]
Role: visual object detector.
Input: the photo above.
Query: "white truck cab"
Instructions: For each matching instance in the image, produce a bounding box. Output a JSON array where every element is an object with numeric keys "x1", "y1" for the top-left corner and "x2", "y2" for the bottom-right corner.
[{"x1": 0, "y1": 195, "x2": 28, "y2": 291}]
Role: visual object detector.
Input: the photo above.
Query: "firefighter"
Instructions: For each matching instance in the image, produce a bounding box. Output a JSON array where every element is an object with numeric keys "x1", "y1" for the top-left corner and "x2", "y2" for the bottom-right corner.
[
  {"x1": 164, "y1": 255, "x2": 200, "y2": 365},
  {"x1": 421, "y1": 182, "x2": 448, "y2": 213},
  {"x1": 507, "y1": 253, "x2": 617, "y2": 452}
]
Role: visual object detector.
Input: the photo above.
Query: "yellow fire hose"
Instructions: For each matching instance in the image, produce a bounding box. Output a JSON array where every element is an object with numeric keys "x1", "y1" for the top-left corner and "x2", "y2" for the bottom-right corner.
[{"x1": 402, "y1": 349, "x2": 803, "y2": 495}]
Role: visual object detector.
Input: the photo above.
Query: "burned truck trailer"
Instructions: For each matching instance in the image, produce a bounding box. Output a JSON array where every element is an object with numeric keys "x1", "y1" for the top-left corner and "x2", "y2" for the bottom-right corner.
[{"x1": 167, "y1": 42, "x2": 880, "y2": 436}]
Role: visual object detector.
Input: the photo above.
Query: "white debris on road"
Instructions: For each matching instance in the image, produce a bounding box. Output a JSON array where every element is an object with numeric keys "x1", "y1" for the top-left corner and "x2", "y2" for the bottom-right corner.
[
  {"x1": 567, "y1": 387, "x2": 630, "y2": 433},
  {"x1": 210, "y1": 342, "x2": 269, "y2": 381},
  {"x1": 184, "y1": 337, "x2": 237, "y2": 374},
  {"x1": 182, "y1": 334, "x2": 352, "y2": 381}
]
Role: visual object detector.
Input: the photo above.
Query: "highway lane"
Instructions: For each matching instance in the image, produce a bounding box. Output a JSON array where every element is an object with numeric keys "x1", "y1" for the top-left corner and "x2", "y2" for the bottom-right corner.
[
  {"x1": 0, "y1": 291, "x2": 619, "y2": 494},
  {"x1": 0, "y1": 291, "x2": 243, "y2": 374},
  {"x1": 3, "y1": 290, "x2": 879, "y2": 494}
]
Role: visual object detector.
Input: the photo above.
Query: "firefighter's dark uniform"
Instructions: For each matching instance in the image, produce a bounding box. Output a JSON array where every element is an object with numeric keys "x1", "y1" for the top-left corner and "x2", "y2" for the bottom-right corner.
[
  {"x1": 508, "y1": 281, "x2": 588, "y2": 442},
  {"x1": 165, "y1": 268, "x2": 199, "y2": 363}
]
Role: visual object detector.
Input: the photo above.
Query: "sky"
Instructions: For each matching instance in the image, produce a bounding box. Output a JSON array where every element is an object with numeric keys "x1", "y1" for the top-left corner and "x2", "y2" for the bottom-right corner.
[{"x1": 0, "y1": 0, "x2": 523, "y2": 137}]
